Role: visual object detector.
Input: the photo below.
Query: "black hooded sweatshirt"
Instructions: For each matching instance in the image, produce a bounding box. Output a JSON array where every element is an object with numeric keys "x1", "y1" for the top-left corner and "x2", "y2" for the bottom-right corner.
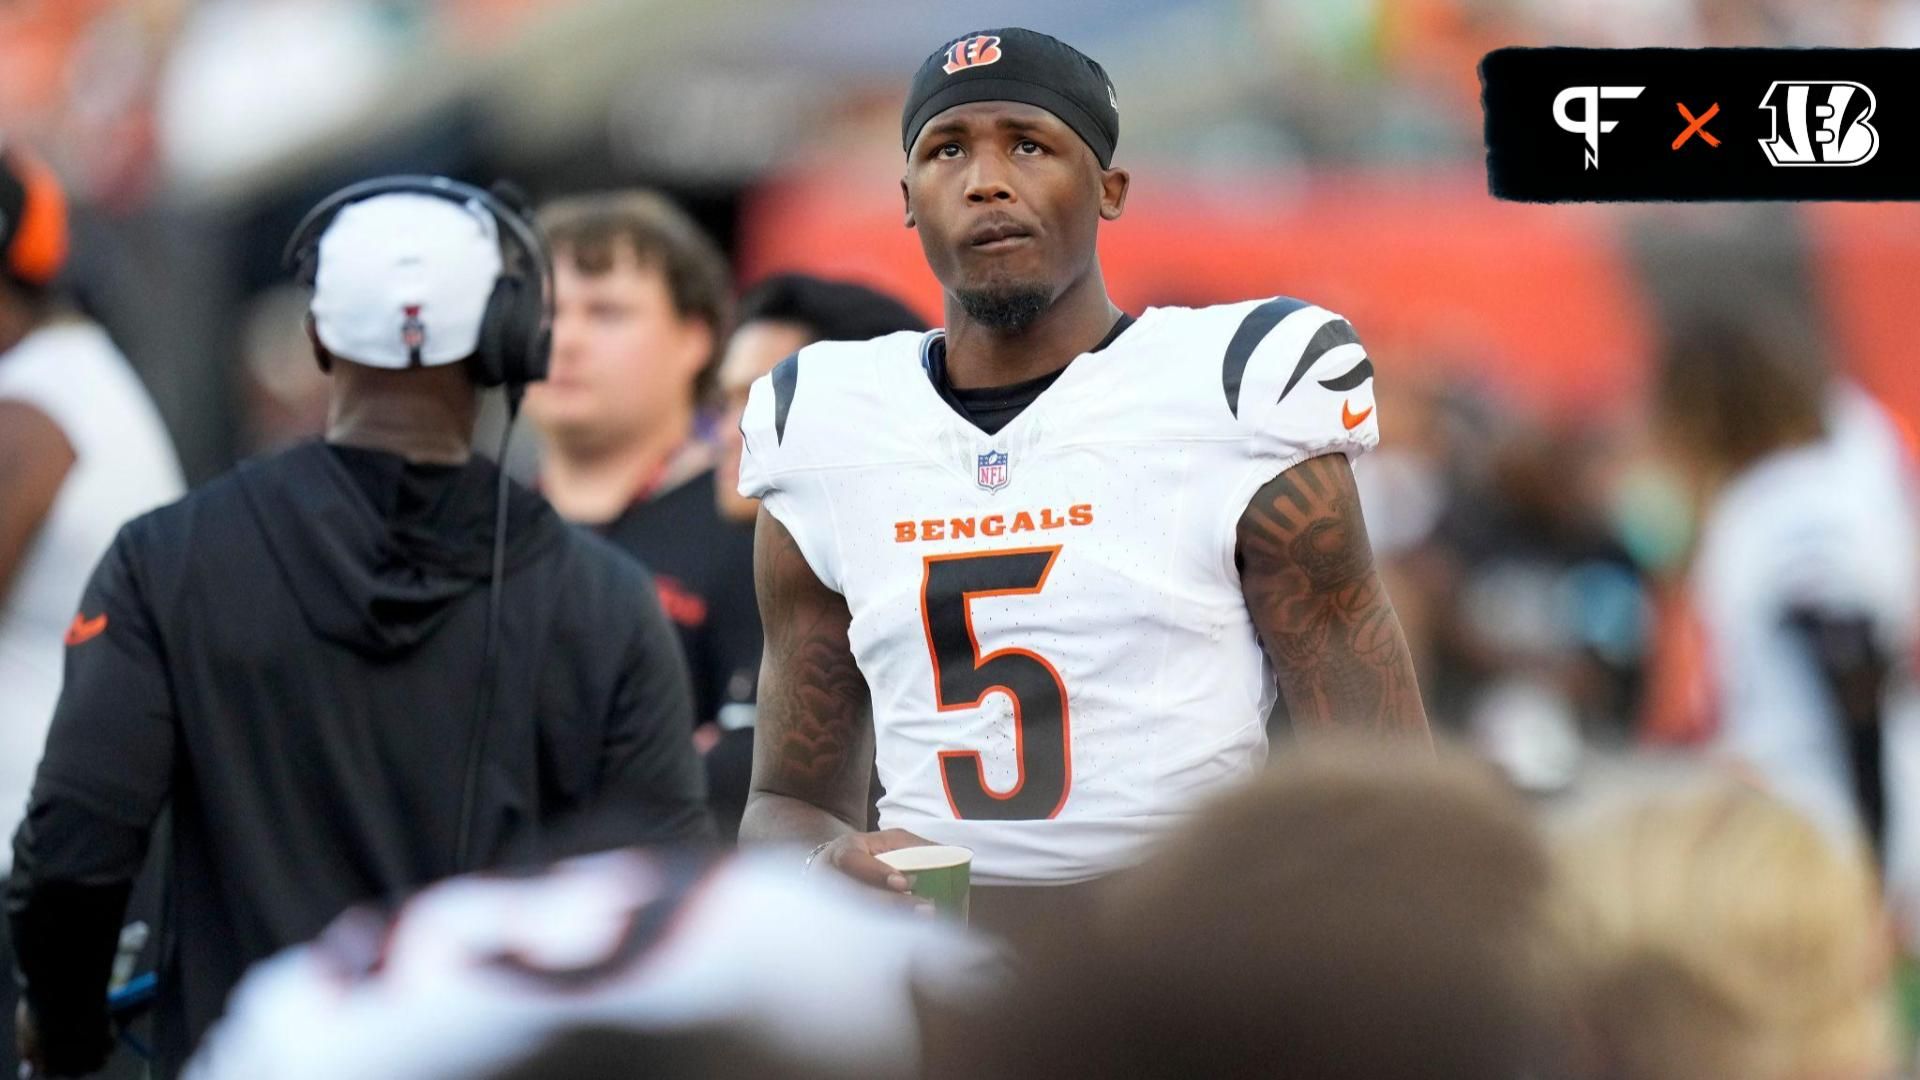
[{"x1": 7, "y1": 441, "x2": 710, "y2": 1077}]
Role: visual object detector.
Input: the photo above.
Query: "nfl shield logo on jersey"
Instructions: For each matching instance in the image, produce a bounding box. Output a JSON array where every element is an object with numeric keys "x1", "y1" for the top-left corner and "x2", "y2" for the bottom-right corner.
[{"x1": 976, "y1": 449, "x2": 1009, "y2": 492}]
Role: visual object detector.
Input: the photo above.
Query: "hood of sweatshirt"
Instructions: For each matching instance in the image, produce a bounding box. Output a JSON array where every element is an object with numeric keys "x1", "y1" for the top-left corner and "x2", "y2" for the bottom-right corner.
[{"x1": 237, "y1": 440, "x2": 568, "y2": 658}]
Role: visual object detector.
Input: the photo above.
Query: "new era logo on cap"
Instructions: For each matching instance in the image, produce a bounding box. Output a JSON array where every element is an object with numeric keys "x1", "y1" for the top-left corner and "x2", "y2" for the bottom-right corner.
[
  {"x1": 943, "y1": 35, "x2": 1003, "y2": 74},
  {"x1": 400, "y1": 304, "x2": 426, "y2": 361}
]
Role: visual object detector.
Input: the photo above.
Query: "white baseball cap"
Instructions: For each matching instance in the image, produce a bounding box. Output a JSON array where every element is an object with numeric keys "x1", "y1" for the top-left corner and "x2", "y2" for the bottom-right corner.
[{"x1": 309, "y1": 192, "x2": 504, "y2": 370}]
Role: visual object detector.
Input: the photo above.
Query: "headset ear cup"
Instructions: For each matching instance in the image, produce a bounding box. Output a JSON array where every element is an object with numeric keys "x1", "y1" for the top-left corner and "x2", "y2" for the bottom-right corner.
[
  {"x1": 508, "y1": 275, "x2": 549, "y2": 384},
  {"x1": 472, "y1": 276, "x2": 521, "y2": 387},
  {"x1": 527, "y1": 324, "x2": 551, "y2": 383},
  {"x1": 477, "y1": 270, "x2": 547, "y2": 388}
]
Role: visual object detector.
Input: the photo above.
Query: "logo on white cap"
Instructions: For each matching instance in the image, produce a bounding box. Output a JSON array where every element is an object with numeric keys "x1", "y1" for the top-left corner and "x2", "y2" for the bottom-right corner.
[
  {"x1": 309, "y1": 194, "x2": 501, "y2": 371},
  {"x1": 400, "y1": 304, "x2": 426, "y2": 363}
]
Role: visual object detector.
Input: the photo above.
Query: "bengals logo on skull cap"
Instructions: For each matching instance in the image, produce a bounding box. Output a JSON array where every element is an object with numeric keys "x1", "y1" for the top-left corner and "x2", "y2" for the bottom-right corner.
[
  {"x1": 943, "y1": 35, "x2": 1004, "y2": 74},
  {"x1": 0, "y1": 142, "x2": 70, "y2": 288}
]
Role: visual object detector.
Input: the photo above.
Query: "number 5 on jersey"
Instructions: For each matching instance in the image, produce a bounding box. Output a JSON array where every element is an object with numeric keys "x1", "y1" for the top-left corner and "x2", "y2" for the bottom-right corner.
[{"x1": 919, "y1": 546, "x2": 1072, "y2": 821}]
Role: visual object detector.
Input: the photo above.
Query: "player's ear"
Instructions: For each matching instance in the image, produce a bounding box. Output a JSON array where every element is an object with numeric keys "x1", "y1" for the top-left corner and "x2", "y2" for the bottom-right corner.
[
  {"x1": 304, "y1": 313, "x2": 333, "y2": 375},
  {"x1": 1099, "y1": 166, "x2": 1130, "y2": 221},
  {"x1": 901, "y1": 176, "x2": 916, "y2": 229}
]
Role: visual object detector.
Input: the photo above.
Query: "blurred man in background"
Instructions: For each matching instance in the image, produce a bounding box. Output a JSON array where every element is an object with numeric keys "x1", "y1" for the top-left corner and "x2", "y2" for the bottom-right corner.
[
  {"x1": 714, "y1": 273, "x2": 929, "y2": 524},
  {"x1": 527, "y1": 192, "x2": 740, "y2": 741},
  {"x1": 702, "y1": 273, "x2": 926, "y2": 841},
  {"x1": 9, "y1": 180, "x2": 708, "y2": 1078},
  {"x1": 1654, "y1": 308, "x2": 1920, "y2": 933},
  {"x1": 234, "y1": 285, "x2": 332, "y2": 454},
  {"x1": 0, "y1": 143, "x2": 183, "y2": 1079}
]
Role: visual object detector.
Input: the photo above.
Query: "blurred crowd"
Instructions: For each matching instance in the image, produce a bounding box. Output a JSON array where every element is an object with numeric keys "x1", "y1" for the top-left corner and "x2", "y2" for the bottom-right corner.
[
  {"x1": 14, "y1": 0, "x2": 1920, "y2": 204},
  {"x1": 6, "y1": 0, "x2": 1920, "y2": 1077},
  {"x1": 164, "y1": 753, "x2": 1920, "y2": 1079}
]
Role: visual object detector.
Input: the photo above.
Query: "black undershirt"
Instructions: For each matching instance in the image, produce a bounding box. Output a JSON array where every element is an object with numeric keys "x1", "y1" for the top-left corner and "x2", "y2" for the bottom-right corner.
[{"x1": 928, "y1": 313, "x2": 1135, "y2": 435}]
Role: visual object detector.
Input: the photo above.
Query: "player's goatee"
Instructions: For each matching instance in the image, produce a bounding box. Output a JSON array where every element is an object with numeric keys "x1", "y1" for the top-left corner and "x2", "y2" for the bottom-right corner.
[{"x1": 957, "y1": 285, "x2": 1051, "y2": 331}]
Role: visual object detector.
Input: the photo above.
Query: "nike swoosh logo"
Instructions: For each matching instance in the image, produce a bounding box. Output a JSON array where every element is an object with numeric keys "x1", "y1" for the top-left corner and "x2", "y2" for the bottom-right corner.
[
  {"x1": 65, "y1": 613, "x2": 108, "y2": 646},
  {"x1": 1342, "y1": 401, "x2": 1374, "y2": 430}
]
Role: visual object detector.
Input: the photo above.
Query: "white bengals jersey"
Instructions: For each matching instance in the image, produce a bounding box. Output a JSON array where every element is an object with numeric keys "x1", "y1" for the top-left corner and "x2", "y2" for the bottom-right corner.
[
  {"x1": 186, "y1": 851, "x2": 997, "y2": 1080},
  {"x1": 739, "y1": 299, "x2": 1379, "y2": 885},
  {"x1": 1693, "y1": 386, "x2": 1920, "y2": 928}
]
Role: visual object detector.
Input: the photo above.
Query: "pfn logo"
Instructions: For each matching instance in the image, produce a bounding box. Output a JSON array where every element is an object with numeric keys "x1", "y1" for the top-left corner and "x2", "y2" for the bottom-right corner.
[
  {"x1": 943, "y1": 35, "x2": 1004, "y2": 75},
  {"x1": 1553, "y1": 85, "x2": 1645, "y2": 169},
  {"x1": 1758, "y1": 81, "x2": 1879, "y2": 166}
]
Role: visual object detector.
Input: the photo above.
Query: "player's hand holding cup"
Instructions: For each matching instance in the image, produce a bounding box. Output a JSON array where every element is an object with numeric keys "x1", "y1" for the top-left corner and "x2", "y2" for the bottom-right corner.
[
  {"x1": 806, "y1": 831, "x2": 973, "y2": 923},
  {"x1": 806, "y1": 829, "x2": 936, "y2": 894}
]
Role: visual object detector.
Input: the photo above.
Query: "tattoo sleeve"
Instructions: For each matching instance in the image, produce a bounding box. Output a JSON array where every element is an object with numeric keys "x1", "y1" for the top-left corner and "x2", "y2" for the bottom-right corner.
[
  {"x1": 1236, "y1": 453, "x2": 1430, "y2": 741},
  {"x1": 739, "y1": 506, "x2": 875, "y2": 842}
]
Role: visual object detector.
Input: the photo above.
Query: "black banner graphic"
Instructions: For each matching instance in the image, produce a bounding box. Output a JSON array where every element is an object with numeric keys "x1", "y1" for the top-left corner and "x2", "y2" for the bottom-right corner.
[{"x1": 1482, "y1": 48, "x2": 1920, "y2": 201}]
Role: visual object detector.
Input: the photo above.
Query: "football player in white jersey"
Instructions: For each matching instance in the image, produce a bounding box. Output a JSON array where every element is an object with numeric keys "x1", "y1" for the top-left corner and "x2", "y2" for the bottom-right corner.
[
  {"x1": 737, "y1": 27, "x2": 1429, "y2": 933},
  {"x1": 1659, "y1": 308, "x2": 1920, "y2": 929}
]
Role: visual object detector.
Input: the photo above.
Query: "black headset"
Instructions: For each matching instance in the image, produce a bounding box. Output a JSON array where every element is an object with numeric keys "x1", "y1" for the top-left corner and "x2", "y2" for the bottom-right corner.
[
  {"x1": 282, "y1": 174, "x2": 553, "y2": 391},
  {"x1": 285, "y1": 174, "x2": 550, "y2": 873}
]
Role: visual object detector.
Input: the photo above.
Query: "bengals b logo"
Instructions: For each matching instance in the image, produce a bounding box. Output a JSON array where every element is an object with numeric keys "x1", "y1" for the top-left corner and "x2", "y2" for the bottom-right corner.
[
  {"x1": 1758, "y1": 81, "x2": 1879, "y2": 167},
  {"x1": 943, "y1": 35, "x2": 1003, "y2": 75}
]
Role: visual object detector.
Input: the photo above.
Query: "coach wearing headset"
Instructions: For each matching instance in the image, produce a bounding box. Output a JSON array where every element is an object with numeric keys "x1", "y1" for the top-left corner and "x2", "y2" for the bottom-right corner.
[{"x1": 7, "y1": 178, "x2": 710, "y2": 1078}]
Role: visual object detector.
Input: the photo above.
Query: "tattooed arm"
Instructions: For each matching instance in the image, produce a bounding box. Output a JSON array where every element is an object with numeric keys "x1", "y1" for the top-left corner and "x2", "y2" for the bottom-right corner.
[
  {"x1": 1236, "y1": 453, "x2": 1430, "y2": 741},
  {"x1": 738, "y1": 507, "x2": 929, "y2": 889}
]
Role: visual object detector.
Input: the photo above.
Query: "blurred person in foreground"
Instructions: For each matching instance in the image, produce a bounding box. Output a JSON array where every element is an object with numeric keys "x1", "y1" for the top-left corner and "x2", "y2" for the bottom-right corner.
[
  {"x1": 184, "y1": 847, "x2": 996, "y2": 1080},
  {"x1": 1554, "y1": 777, "x2": 1899, "y2": 1079},
  {"x1": 945, "y1": 747, "x2": 1565, "y2": 1078},
  {"x1": 1653, "y1": 308, "x2": 1920, "y2": 930},
  {"x1": 703, "y1": 273, "x2": 927, "y2": 841},
  {"x1": 0, "y1": 142, "x2": 184, "y2": 1078},
  {"x1": 740, "y1": 27, "x2": 1428, "y2": 940},
  {"x1": 9, "y1": 179, "x2": 709, "y2": 1078},
  {"x1": 476, "y1": 1025, "x2": 846, "y2": 1080},
  {"x1": 527, "y1": 193, "x2": 743, "y2": 741}
]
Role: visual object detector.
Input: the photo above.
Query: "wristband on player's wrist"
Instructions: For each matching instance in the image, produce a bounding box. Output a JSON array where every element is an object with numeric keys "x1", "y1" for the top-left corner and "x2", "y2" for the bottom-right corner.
[{"x1": 803, "y1": 839, "x2": 835, "y2": 874}]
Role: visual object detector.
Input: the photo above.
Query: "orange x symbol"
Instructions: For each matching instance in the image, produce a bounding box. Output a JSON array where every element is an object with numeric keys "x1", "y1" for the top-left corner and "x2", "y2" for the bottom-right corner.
[{"x1": 1672, "y1": 102, "x2": 1720, "y2": 149}]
